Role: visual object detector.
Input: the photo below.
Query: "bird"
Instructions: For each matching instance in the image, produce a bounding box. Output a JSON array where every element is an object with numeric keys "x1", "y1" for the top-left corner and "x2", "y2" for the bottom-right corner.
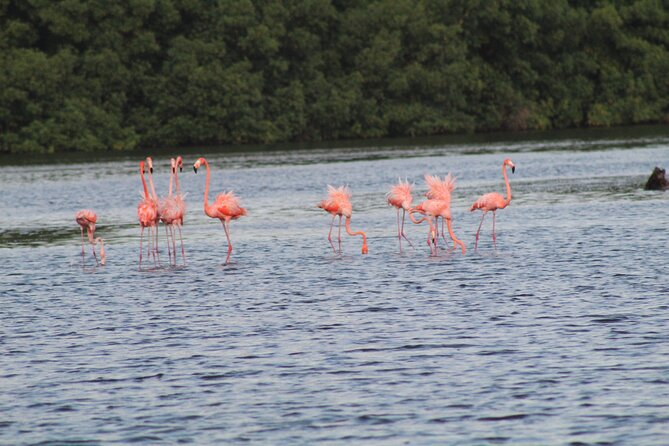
[
  {"x1": 172, "y1": 156, "x2": 186, "y2": 263},
  {"x1": 159, "y1": 158, "x2": 181, "y2": 265},
  {"x1": 318, "y1": 185, "x2": 368, "y2": 255},
  {"x1": 145, "y1": 157, "x2": 162, "y2": 262},
  {"x1": 387, "y1": 179, "x2": 415, "y2": 252},
  {"x1": 470, "y1": 158, "x2": 516, "y2": 250},
  {"x1": 75, "y1": 209, "x2": 100, "y2": 265},
  {"x1": 193, "y1": 157, "x2": 246, "y2": 264},
  {"x1": 411, "y1": 174, "x2": 466, "y2": 255},
  {"x1": 137, "y1": 160, "x2": 159, "y2": 267}
]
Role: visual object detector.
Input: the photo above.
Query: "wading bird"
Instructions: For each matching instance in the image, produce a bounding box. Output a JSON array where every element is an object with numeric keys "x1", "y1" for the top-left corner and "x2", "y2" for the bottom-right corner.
[
  {"x1": 411, "y1": 174, "x2": 466, "y2": 255},
  {"x1": 387, "y1": 179, "x2": 415, "y2": 252},
  {"x1": 193, "y1": 157, "x2": 246, "y2": 264},
  {"x1": 137, "y1": 160, "x2": 159, "y2": 267},
  {"x1": 75, "y1": 209, "x2": 99, "y2": 265},
  {"x1": 318, "y1": 185, "x2": 368, "y2": 255},
  {"x1": 470, "y1": 158, "x2": 516, "y2": 250}
]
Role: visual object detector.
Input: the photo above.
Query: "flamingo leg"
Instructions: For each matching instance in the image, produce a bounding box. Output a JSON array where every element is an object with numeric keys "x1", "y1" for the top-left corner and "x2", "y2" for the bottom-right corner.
[
  {"x1": 165, "y1": 224, "x2": 173, "y2": 264},
  {"x1": 171, "y1": 225, "x2": 177, "y2": 265},
  {"x1": 474, "y1": 212, "x2": 486, "y2": 251},
  {"x1": 154, "y1": 224, "x2": 160, "y2": 264},
  {"x1": 441, "y1": 217, "x2": 450, "y2": 248},
  {"x1": 401, "y1": 209, "x2": 414, "y2": 248},
  {"x1": 222, "y1": 220, "x2": 233, "y2": 264},
  {"x1": 327, "y1": 214, "x2": 336, "y2": 252},
  {"x1": 492, "y1": 211, "x2": 497, "y2": 249},
  {"x1": 337, "y1": 215, "x2": 342, "y2": 253},
  {"x1": 426, "y1": 217, "x2": 437, "y2": 256},
  {"x1": 139, "y1": 226, "x2": 144, "y2": 268},
  {"x1": 80, "y1": 228, "x2": 86, "y2": 261},
  {"x1": 177, "y1": 224, "x2": 186, "y2": 265},
  {"x1": 396, "y1": 208, "x2": 402, "y2": 252}
]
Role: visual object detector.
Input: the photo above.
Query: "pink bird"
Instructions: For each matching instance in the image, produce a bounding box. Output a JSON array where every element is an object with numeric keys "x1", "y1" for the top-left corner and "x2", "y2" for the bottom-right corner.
[
  {"x1": 159, "y1": 158, "x2": 182, "y2": 265},
  {"x1": 318, "y1": 185, "x2": 368, "y2": 255},
  {"x1": 137, "y1": 160, "x2": 159, "y2": 267},
  {"x1": 411, "y1": 174, "x2": 466, "y2": 255},
  {"x1": 193, "y1": 157, "x2": 247, "y2": 264},
  {"x1": 470, "y1": 158, "x2": 516, "y2": 250},
  {"x1": 75, "y1": 209, "x2": 100, "y2": 265},
  {"x1": 387, "y1": 179, "x2": 415, "y2": 252},
  {"x1": 145, "y1": 157, "x2": 162, "y2": 262}
]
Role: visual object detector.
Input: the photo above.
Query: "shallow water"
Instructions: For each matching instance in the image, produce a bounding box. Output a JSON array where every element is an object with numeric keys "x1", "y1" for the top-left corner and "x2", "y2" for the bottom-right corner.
[{"x1": 1, "y1": 127, "x2": 669, "y2": 445}]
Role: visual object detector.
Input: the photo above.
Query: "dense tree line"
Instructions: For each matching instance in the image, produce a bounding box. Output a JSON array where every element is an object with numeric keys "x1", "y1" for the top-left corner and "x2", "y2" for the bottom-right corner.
[{"x1": 1, "y1": 0, "x2": 668, "y2": 153}]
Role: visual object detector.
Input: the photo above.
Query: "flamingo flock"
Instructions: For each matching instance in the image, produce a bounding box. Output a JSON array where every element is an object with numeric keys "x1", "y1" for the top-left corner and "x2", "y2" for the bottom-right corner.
[{"x1": 76, "y1": 157, "x2": 515, "y2": 267}]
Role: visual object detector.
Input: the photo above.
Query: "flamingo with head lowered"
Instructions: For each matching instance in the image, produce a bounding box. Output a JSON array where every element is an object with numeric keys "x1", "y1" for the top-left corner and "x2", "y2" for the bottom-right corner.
[
  {"x1": 470, "y1": 158, "x2": 516, "y2": 250},
  {"x1": 318, "y1": 185, "x2": 368, "y2": 255}
]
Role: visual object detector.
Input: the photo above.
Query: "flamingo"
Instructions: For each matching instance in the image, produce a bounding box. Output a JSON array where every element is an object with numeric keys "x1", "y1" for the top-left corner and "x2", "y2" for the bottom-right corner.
[
  {"x1": 75, "y1": 209, "x2": 99, "y2": 265},
  {"x1": 159, "y1": 158, "x2": 179, "y2": 265},
  {"x1": 137, "y1": 160, "x2": 158, "y2": 267},
  {"x1": 387, "y1": 179, "x2": 415, "y2": 252},
  {"x1": 411, "y1": 174, "x2": 466, "y2": 255},
  {"x1": 145, "y1": 157, "x2": 162, "y2": 262},
  {"x1": 318, "y1": 185, "x2": 368, "y2": 255},
  {"x1": 470, "y1": 158, "x2": 516, "y2": 250},
  {"x1": 173, "y1": 156, "x2": 186, "y2": 264},
  {"x1": 193, "y1": 157, "x2": 246, "y2": 264}
]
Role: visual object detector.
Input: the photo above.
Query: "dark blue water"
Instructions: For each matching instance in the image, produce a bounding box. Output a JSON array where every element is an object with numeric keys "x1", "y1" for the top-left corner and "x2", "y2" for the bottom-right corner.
[{"x1": 1, "y1": 129, "x2": 668, "y2": 444}]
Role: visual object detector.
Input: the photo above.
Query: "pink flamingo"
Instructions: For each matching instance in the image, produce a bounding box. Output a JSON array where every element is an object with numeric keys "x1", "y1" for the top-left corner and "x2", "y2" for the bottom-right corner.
[
  {"x1": 411, "y1": 174, "x2": 466, "y2": 255},
  {"x1": 159, "y1": 158, "x2": 179, "y2": 264},
  {"x1": 75, "y1": 209, "x2": 100, "y2": 265},
  {"x1": 173, "y1": 156, "x2": 186, "y2": 263},
  {"x1": 137, "y1": 160, "x2": 159, "y2": 267},
  {"x1": 470, "y1": 158, "x2": 516, "y2": 250},
  {"x1": 318, "y1": 185, "x2": 368, "y2": 255},
  {"x1": 193, "y1": 157, "x2": 246, "y2": 264},
  {"x1": 387, "y1": 179, "x2": 415, "y2": 252},
  {"x1": 145, "y1": 157, "x2": 162, "y2": 262}
]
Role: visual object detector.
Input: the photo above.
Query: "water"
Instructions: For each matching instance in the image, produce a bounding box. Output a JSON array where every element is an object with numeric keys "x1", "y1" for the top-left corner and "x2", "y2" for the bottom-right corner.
[{"x1": 1, "y1": 127, "x2": 668, "y2": 445}]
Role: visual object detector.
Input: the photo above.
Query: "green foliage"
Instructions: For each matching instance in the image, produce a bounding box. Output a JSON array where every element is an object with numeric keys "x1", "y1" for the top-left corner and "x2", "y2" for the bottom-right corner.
[{"x1": 1, "y1": 0, "x2": 669, "y2": 153}]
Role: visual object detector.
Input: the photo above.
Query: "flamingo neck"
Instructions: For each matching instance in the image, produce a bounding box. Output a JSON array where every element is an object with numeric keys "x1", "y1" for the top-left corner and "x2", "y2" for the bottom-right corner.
[
  {"x1": 345, "y1": 216, "x2": 368, "y2": 254},
  {"x1": 169, "y1": 165, "x2": 174, "y2": 198},
  {"x1": 174, "y1": 166, "x2": 181, "y2": 196},
  {"x1": 147, "y1": 169, "x2": 158, "y2": 202},
  {"x1": 502, "y1": 163, "x2": 512, "y2": 206},
  {"x1": 140, "y1": 168, "x2": 149, "y2": 199}
]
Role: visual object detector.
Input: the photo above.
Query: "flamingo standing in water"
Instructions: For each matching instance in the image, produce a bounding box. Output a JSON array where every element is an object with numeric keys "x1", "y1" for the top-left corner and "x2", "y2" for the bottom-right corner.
[
  {"x1": 145, "y1": 157, "x2": 162, "y2": 262},
  {"x1": 318, "y1": 185, "x2": 368, "y2": 255},
  {"x1": 470, "y1": 158, "x2": 516, "y2": 250},
  {"x1": 173, "y1": 156, "x2": 186, "y2": 263},
  {"x1": 411, "y1": 174, "x2": 466, "y2": 255},
  {"x1": 75, "y1": 209, "x2": 100, "y2": 265},
  {"x1": 159, "y1": 158, "x2": 178, "y2": 264},
  {"x1": 387, "y1": 179, "x2": 415, "y2": 252},
  {"x1": 193, "y1": 157, "x2": 246, "y2": 264},
  {"x1": 137, "y1": 160, "x2": 158, "y2": 267}
]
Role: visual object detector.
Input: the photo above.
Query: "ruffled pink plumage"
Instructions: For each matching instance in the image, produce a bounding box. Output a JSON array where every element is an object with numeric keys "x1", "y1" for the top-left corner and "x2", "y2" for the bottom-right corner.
[
  {"x1": 387, "y1": 180, "x2": 413, "y2": 210},
  {"x1": 318, "y1": 185, "x2": 352, "y2": 218},
  {"x1": 424, "y1": 174, "x2": 455, "y2": 201},
  {"x1": 138, "y1": 199, "x2": 158, "y2": 227}
]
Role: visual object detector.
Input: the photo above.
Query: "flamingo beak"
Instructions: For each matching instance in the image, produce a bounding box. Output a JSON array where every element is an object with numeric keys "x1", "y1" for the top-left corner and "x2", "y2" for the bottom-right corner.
[
  {"x1": 511, "y1": 166, "x2": 515, "y2": 174},
  {"x1": 179, "y1": 166, "x2": 183, "y2": 173},
  {"x1": 150, "y1": 167, "x2": 153, "y2": 174},
  {"x1": 193, "y1": 166, "x2": 198, "y2": 173}
]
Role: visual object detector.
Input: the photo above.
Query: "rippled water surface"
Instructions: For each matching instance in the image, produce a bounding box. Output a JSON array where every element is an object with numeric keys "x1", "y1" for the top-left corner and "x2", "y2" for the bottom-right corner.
[{"x1": 2, "y1": 128, "x2": 669, "y2": 445}]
